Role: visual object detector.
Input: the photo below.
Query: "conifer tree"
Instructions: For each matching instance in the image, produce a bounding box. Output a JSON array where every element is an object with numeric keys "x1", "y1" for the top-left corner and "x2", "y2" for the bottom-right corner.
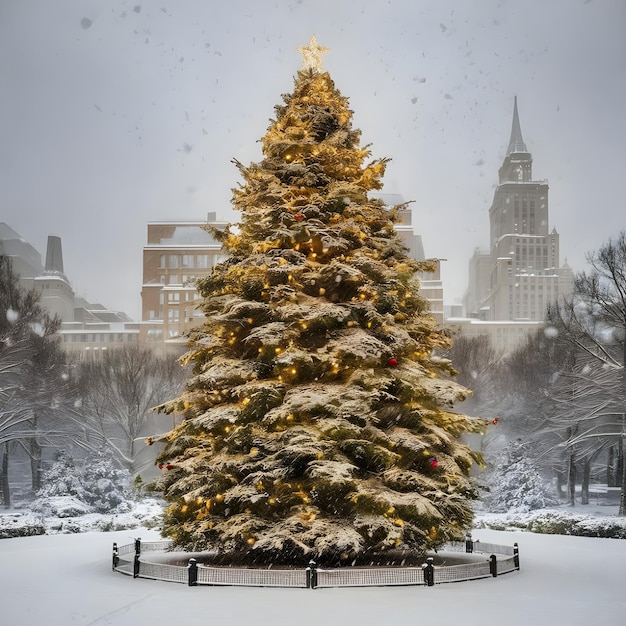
[{"x1": 152, "y1": 37, "x2": 486, "y2": 565}]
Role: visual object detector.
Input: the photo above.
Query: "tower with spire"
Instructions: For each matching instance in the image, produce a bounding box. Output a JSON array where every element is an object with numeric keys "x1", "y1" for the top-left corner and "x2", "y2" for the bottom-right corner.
[
  {"x1": 33, "y1": 235, "x2": 76, "y2": 323},
  {"x1": 463, "y1": 98, "x2": 573, "y2": 331}
]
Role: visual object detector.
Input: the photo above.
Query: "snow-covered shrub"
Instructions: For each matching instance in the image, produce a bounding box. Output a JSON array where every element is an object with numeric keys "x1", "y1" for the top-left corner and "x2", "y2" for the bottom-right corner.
[
  {"x1": 80, "y1": 452, "x2": 131, "y2": 512},
  {"x1": 35, "y1": 451, "x2": 131, "y2": 515},
  {"x1": 525, "y1": 511, "x2": 626, "y2": 538},
  {"x1": 31, "y1": 496, "x2": 93, "y2": 518},
  {"x1": 0, "y1": 514, "x2": 45, "y2": 538},
  {"x1": 37, "y1": 452, "x2": 87, "y2": 501},
  {"x1": 485, "y1": 439, "x2": 558, "y2": 513},
  {"x1": 474, "y1": 509, "x2": 626, "y2": 539}
]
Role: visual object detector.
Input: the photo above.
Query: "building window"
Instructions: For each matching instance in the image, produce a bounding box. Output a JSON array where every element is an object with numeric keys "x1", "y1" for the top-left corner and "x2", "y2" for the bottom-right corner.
[
  {"x1": 182, "y1": 255, "x2": 193, "y2": 268},
  {"x1": 169, "y1": 255, "x2": 179, "y2": 268}
]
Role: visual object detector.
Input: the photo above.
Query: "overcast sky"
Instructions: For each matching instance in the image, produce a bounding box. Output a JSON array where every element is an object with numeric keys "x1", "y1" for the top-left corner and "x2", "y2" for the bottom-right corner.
[{"x1": 1, "y1": 0, "x2": 625, "y2": 320}]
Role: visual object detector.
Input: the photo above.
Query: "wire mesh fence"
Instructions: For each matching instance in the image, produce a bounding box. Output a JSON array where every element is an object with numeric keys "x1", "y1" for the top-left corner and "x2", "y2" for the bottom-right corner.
[{"x1": 112, "y1": 535, "x2": 519, "y2": 589}]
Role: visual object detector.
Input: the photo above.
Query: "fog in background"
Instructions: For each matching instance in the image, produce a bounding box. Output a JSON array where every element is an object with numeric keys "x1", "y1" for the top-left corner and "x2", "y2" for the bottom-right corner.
[{"x1": 1, "y1": 0, "x2": 624, "y2": 320}]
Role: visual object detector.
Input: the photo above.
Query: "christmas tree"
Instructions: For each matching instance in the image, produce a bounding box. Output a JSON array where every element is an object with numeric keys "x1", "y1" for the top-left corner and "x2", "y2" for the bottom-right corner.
[{"x1": 152, "y1": 36, "x2": 486, "y2": 566}]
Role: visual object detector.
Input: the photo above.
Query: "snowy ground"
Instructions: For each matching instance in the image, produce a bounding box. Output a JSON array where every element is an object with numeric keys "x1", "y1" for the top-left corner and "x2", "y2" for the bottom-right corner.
[{"x1": 1, "y1": 517, "x2": 625, "y2": 625}]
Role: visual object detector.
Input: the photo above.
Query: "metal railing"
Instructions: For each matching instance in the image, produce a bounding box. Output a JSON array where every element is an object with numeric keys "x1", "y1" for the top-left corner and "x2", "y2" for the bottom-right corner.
[{"x1": 112, "y1": 535, "x2": 519, "y2": 588}]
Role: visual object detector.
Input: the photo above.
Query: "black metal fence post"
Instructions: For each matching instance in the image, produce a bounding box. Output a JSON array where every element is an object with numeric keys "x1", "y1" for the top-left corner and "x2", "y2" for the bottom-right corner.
[
  {"x1": 513, "y1": 543, "x2": 520, "y2": 570},
  {"x1": 489, "y1": 554, "x2": 498, "y2": 577},
  {"x1": 112, "y1": 543, "x2": 119, "y2": 570},
  {"x1": 307, "y1": 560, "x2": 317, "y2": 589},
  {"x1": 188, "y1": 558, "x2": 198, "y2": 586},
  {"x1": 422, "y1": 557, "x2": 435, "y2": 586},
  {"x1": 133, "y1": 537, "x2": 141, "y2": 578},
  {"x1": 465, "y1": 533, "x2": 473, "y2": 553}
]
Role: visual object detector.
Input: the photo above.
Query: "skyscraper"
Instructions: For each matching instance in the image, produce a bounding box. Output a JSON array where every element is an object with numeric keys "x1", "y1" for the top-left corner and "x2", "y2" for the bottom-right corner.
[{"x1": 463, "y1": 98, "x2": 573, "y2": 323}]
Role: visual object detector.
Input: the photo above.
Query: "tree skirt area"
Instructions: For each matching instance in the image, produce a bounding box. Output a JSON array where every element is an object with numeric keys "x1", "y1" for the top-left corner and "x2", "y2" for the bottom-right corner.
[{"x1": 1, "y1": 524, "x2": 625, "y2": 626}]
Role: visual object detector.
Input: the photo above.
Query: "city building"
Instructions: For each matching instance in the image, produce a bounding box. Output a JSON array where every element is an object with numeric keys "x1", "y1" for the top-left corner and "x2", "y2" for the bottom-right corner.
[
  {"x1": 384, "y1": 195, "x2": 445, "y2": 327},
  {"x1": 1, "y1": 223, "x2": 138, "y2": 359},
  {"x1": 455, "y1": 98, "x2": 574, "y2": 353},
  {"x1": 0, "y1": 222, "x2": 43, "y2": 279},
  {"x1": 139, "y1": 213, "x2": 228, "y2": 352},
  {"x1": 139, "y1": 204, "x2": 445, "y2": 350}
]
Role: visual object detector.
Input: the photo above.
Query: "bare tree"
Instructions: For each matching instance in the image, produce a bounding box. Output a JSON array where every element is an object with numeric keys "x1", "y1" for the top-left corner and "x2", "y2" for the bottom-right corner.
[
  {"x1": 18, "y1": 317, "x2": 80, "y2": 491},
  {"x1": 0, "y1": 255, "x2": 84, "y2": 504},
  {"x1": 0, "y1": 337, "x2": 28, "y2": 507},
  {"x1": 77, "y1": 345, "x2": 186, "y2": 472},
  {"x1": 546, "y1": 232, "x2": 626, "y2": 514},
  {"x1": 543, "y1": 356, "x2": 620, "y2": 504},
  {"x1": 445, "y1": 334, "x2": 502, "y2": 412}
]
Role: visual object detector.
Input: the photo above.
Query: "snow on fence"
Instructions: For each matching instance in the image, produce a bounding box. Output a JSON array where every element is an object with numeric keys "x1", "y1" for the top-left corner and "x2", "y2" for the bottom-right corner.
[{"x1": 112, "y1": 535, "x2": 520, "y2": 589}]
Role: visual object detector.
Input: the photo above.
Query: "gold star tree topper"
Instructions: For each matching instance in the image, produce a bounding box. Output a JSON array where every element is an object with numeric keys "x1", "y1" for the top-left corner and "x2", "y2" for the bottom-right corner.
[{"x1": 297, "y1": 35, "x2": 329, "y2": 72}]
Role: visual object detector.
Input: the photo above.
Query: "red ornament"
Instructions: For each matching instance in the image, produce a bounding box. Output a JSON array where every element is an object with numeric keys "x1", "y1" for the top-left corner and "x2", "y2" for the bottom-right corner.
[
  {"x1": 294, "y1": 212, "x2": 304, "y2": 222},
  {"x1": 166, "y1": 464, "x2": 174, "y2": 470},
  {"x1": 158, "y1": 464, "x2": 164, "y2": 470},
  {"x1": 492, "y1": 417, "x2": 499, "y2": 425},
  {"x1": 429, "y1": 457, "x2": 439, "y2": 468},
  {"x1": 388, "y1": 357, "x2": 399, "y2": 367}
]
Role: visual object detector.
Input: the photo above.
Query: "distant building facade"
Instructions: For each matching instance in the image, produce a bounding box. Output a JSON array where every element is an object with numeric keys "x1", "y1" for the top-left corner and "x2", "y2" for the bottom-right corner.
[
  {"x1": 139, "y1": 204, "x2": 445, "y2": 352},
  {"x1": 456, "y1": 98, "x2": 574, "y2": 352},
  {"x1": 1, "y1": 223, "x2": 138, "y2": 360},
  {"x1": 0, "y1": 223, "x2": 43, "y2": 280},
  {"x1": 386, "y1": 196, "x2": 444, "y2": 327},
  {"x1": 139, "y1": 213, "x2": 228, "y2": 351}
]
